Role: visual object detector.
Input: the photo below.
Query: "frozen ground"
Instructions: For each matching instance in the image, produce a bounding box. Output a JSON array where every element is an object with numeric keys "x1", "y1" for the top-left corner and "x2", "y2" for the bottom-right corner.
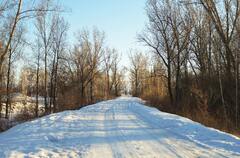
[
  {"x1": 0, "y1": 97, "x2": 240, "y2": 158},
  {"x1": 0, "y1": 93, "x2": 45, "y2": 119}
]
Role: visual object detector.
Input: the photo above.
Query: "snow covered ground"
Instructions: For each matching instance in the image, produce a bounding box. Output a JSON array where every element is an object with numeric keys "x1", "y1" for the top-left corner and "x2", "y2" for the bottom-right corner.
[
  {"x1": 1, "y1": 93, "x2": 45, "y2": 119},
  {"x1": 0, "y1": 97, "x2": 240, "y2": 158}
]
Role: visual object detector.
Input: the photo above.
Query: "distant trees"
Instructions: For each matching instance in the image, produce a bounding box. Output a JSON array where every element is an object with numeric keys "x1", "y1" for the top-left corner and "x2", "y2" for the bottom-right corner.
[
  {"x1": 129, "y1": 52, "x2": 148, "y2": 97},
  {"x1": 19, "y1": 27, "x2": 125, "y2": 114},
  {"x1": 64, "y1": 29, "x2": 124, "y2": 107},
  {"x1": 103, "y1": 48, "x2": 119, "y2": 99},
  {"x1": 110, "y1": 55, "x2": 125, "y2": 97},
  {"x1": 70, "y1": 29, "x2": 105, "y2": 103},
  {"x1": 138, "y1": 0, "x2": 240, "y2": 133},
  {"x1": 129, "y1": 52, "x2": 166, "y2": 103}
]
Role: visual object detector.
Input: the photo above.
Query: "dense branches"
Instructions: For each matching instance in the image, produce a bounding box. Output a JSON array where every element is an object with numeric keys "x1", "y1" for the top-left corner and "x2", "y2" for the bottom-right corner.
[
  {"x1": 138, "y1": 0, "x2": 240, "y2": 133},
  {"x1": 0, "y1": 1, "x2": 125, "y2": 130}
]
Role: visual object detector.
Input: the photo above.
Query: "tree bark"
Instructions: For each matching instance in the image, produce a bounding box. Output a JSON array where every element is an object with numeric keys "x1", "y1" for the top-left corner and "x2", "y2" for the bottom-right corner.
[
  {"x1": 167, "y1": 62, "x2": 174, "y2": 106},
  {"x1": 5, "y1": 47, "x2": 12, "y2": 119},
  {"x1": 44, "y1": 47, "x2": 48, "y2": 113},
  {"x1": 35, "y1": 51, "x2": 40, "y2": 117}
]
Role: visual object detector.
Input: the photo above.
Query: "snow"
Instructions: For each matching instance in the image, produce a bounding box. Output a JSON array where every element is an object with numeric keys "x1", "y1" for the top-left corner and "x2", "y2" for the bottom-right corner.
[
  {"x1": 0, "y1": 93, "x2": 45, "y2": 120},
  {"x1": 0, "y1": 97, "x2": 240, "y2": 158}
]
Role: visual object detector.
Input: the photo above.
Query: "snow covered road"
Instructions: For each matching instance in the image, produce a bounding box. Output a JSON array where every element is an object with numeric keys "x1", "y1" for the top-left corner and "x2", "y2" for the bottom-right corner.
[{"x1": 0, "y1": 97, "x2": 240, "y2": 158}]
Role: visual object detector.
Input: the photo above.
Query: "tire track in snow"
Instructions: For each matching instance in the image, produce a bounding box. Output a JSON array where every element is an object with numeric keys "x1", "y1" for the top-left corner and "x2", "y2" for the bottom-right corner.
[
  {"x1": 104, "y1": 103, "x2": 137, "y2": 158},
  {"x1": 1, "y1": 97, "x2": 239, "y2": 158},
  {"x1": 128, "y1": 103, "x2": 233, "y2": 158}
]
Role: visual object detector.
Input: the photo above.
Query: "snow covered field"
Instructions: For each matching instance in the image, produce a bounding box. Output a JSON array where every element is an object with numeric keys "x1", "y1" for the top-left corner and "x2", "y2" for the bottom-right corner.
[{"x1": 0, "y1": 97, "x2": 240, "y2": 158}]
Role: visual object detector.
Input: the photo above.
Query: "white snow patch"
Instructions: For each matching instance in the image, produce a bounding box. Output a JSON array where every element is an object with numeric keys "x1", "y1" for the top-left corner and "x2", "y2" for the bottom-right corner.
[{"x1": 0, "y1": 97, "x2": 240, "y2": 158}]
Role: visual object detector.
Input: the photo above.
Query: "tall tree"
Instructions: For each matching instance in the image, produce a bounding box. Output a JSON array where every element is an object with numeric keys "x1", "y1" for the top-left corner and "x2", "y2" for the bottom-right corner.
[
  {"x1": 49, "y1": 15, "x2": 68, "y2": 113},
  {"x1": 35, "y1": 1, "x2": 55, "y2": 113}
]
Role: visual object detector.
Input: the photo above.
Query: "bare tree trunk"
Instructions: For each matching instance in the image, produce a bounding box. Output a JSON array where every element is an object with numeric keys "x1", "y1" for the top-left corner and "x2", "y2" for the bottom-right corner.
[
  {"x1": 90, "y1": 79, "x2": 94, "y2": 103},
  {"x1": 53, "y1": 56, "x2": 59, "y2": 113},
  {"x1": 5, "y1": 47, "x2": 12, "y2": 119},
  {"x1": 167, "y1": 61, "x2": 174, "y2": 105},
  {"x1": 44, "y1": 48, "x2": 48, "y2": 113},
  {"x1": 201, "y1": 0, "x2": 238, "y2": 76},
  {"x1": 0, "y1": 0, "x2": 22, "y2": 119},
  {"x1": 115, "y1": 84, "x2": 118, "y2": 96},
  {"x1": 52, "y1": 83, "x2": 57, "y2": 112},
  {"x1": 135, "y1": 73, "x2": 138, "y2": 97},
  {"x1": 175, "y1": 52, "x2": 181, "y2": 107},
  {"x1": 49, "y1": 71, "x2": 53, "y2": 113},
  {"x1": 208, "y1": 17, "x2": 212, "y2": 76},
  {"x1": 81, "y1": 82, "x2": 85, "y2": 99},
  {"x1": 35, "y1": 55, "x2": 40, "y2": 117},
  {"x1": 107, "y1": 71, "x2": 110, "y2": 98},
  {"x1": 0, "y1": 103, "x2": 2, "y2": 118},
  {"x1": 0, "y1": 67, "x2": 3, "y2": 118},
  {"x1": 235, "y1": 41, "x2": 239, "y2": 129},
  {"x1": 217, "y1": 50, "x2": 228, "y2": 121},
  {"x1": 0, "y1": 0, "x2": 22, "y2": 73},
  {"x1": 49, "y1": 52, "x2": 56, "y2": 113}
]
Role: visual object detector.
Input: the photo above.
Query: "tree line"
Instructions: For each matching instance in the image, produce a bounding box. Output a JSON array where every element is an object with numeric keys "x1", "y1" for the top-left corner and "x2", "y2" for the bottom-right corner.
[
  {"x1": 0, "y1": 0, "x2": 126, "y2": 130},
  {"x1": 129, "y1": 0, "x2": 240, "y2": 134}
]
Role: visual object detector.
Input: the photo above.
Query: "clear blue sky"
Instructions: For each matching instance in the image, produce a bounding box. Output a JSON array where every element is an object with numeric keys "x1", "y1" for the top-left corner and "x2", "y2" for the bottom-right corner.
[{"x1": 62, "y1": 0, "x2": 148, "y2": 67}]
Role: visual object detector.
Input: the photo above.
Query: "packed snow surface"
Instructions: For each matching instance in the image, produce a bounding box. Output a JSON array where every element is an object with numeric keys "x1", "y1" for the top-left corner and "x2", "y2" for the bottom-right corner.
[{"x1": 0, "y1": 97, "x2": 240, "y2": 158}]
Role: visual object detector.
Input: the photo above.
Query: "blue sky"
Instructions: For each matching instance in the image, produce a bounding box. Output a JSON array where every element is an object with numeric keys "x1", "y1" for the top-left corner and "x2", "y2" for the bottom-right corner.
[{"x1": 62, "y1": 0, "x2": 148, "y2": 67}]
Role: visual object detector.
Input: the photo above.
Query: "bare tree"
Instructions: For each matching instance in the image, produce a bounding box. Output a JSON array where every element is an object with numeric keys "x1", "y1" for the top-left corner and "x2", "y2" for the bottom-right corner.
[
  {"x1": 103, "y1": 48, "x2": 118, "y2": 98},
  {"x1": 200, "y1": 0, "x2": 240, "y2": 129},
  {"x1": 129, "y1": 52, "x2": 148, "y2": 97},
  {"x1": 139, "y1": 0, "x2": 176, "y2": 104},
  {"x1": 35, "y1": 2, "x2": 56, "y2": 113},
  {"x1": 5, "y1": 26, "x2": 24, "y2": 118},
  {"x1": 71, "y1": 29, "x2": 105, "y2": 103},
  {"x1": 0, "y1": 0, "x2": 59, "y2": 118},
  {"x1": 200, "y1": 0, "x2": 239, "y2": 75},
  {"x1": 49, "y1": 15, "x2": 68, "y2": 113}
]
